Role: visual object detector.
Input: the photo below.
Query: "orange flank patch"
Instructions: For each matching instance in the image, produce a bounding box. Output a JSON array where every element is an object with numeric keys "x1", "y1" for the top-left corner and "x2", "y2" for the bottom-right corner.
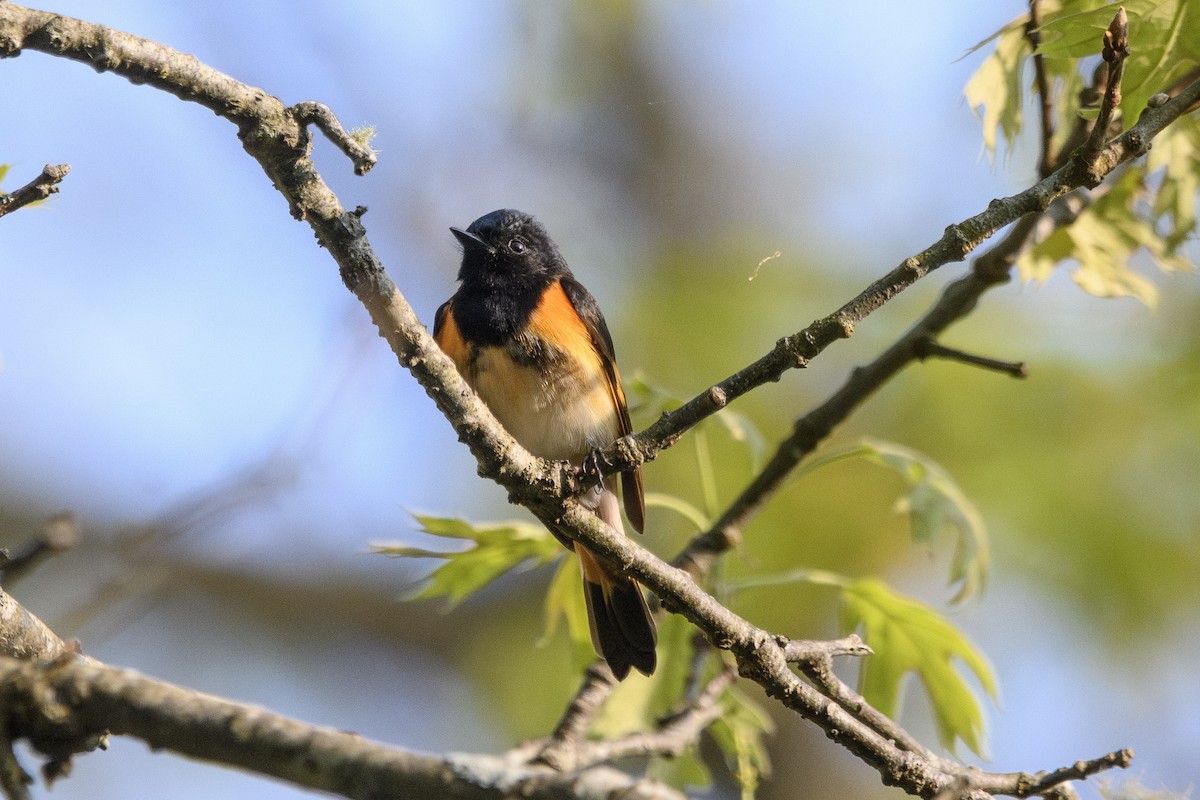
[
  {"x1": 526, "y1": 282, "x2": 601, "y2": 373},
  {"x1": 433, "y1": 302, "x2": 471, "y2": 372},
  {"x1": 527, "y1": 281, "x2": 626, "y2": 429}
]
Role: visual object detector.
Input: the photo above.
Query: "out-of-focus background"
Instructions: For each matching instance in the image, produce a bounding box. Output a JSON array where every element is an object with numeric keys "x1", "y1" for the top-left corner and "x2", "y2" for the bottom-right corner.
[{"x1": 2, "y1": 1, "x2": 1197, "y2": 798}]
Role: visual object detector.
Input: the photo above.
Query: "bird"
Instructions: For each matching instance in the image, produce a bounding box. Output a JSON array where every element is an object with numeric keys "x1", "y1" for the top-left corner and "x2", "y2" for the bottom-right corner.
[{"x1": 433, "y1": 209, "x2": 656, "y2": 679}]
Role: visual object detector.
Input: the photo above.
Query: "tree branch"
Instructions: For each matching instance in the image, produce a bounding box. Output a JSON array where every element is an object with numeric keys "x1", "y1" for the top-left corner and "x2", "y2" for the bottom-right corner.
[
  {"x1": 912, "y1": 338, "x2": 1028, "y2": 378},
  {"x1": 0, "y1": 163, "x2": 69, "y2": 219},
  {"x1": 289, "y1": 101, "x2": 377, "y2": 176},
  {"x1": 1081, "y1": 7, "x2": 1130, "y2": 161},
  {"x1": 536, "y1": 661, "x2": 618, "y2": 769},
  {"x1": 0, "y1": 653, "x2": 684, "y2": 800},
  {"x1": 0, "y1": 513, "x2": 80, "y2": 586},
  {"x1": 970, "y1": 748, "x2": 1135, "y2": 798},
  {"x1": 1025, "y1": 0, "x2": 1057, "y2": 178},
  {"x1": 571, "y1": 665, "x2": 737, "y2": 767},
  {"x1": 0, "y1": 4, "x2": 1183, "y2": 797},
  {"x1": 0, "y1": 588, "x2": 72, "y2": 662}
]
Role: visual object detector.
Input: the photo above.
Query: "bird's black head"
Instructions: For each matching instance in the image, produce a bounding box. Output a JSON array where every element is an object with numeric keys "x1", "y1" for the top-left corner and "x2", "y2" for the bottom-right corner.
[{"x1": 450, "y1": 209, "x2": 570, "y2": 286}]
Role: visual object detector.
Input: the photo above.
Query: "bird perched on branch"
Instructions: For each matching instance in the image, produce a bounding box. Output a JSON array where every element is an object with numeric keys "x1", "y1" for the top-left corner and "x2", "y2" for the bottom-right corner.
[{"x1": 433, "y1": 209, "x2": 656, "y2": 679}]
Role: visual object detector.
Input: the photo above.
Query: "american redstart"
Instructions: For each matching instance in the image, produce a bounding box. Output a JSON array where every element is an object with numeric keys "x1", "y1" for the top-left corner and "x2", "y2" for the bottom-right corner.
[{"x1": 434, "y1": 209, "x2": 656, "y2": 679}]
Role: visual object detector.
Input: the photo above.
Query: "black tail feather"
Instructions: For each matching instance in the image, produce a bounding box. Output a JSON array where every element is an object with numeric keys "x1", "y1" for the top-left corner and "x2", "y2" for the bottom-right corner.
[{"x1": 581, "y1": 553, "x2": 657, "y2": 680}]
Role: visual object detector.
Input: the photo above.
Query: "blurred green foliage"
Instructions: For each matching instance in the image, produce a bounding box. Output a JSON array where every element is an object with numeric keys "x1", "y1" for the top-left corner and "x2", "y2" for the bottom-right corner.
[{"x1": 387, "y1": 1, "x2": 1200, "y2": 797}]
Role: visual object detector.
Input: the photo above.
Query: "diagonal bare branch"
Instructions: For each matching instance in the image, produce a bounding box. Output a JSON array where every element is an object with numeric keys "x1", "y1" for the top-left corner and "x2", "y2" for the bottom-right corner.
[{"x1": 0, "y1": 653, "x2": 684, "y2": 800}]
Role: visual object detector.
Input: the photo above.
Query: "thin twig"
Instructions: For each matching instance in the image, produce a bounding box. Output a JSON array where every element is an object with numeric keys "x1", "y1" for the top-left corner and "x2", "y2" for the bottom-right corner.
[
  {"x1": 970, "y1": 748, "x2": 1134, "y2": 797},
  {"x1": 781, "y1": 634, "x2": 872, "y2": 662},
  {"x1": 1080, "y1": 8, "x2": 1130, "y2": 167},
  {"x1": 572, "y1": 666, "x2": 737, "y2": 767},
  {"x1": 1025, "y1": 0, "x2": 1057, "y2": 177},
  {"x1": 913, "y1": 338, "x2": 1028, "y2": 378},
  {"x1": 0, "y1": 164, "x2": 69, "y2": 219},
  {"x1": 289, "y1": 101, "x2": 377, "y2": 176},
  {"x1": 0, "y1": 514, "x2": 80, "y2": 586},
  {"x1": 793, "y1": 647, "x2": 932, "y2": 759},
  {"x1": 535, "y1": 661, "x2": 617, "y2": 768},
  {"x1": 682, "y1": 630, "x2": 715, "y2": 702}
]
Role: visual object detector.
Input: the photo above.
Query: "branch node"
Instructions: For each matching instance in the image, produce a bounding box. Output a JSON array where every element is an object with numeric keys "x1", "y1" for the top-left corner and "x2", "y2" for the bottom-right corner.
[
  {"x1": 835, "y1": 313, "x2": 855, "y2": 339},
  {"x1": 942, "y1": 224, "x2": 974, "y2": 260}
]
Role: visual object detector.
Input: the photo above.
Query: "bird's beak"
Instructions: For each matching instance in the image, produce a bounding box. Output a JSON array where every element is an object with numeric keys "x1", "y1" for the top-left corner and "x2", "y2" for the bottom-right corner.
[{"x1": 450, "y1": 226, "x2": 495, "y2": 255}]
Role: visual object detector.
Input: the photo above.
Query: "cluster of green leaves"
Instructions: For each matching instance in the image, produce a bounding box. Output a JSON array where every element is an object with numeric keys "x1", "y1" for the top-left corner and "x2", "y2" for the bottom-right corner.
[
  {"x1": 722, "y1": 436, "x2": 995, "y2": 756},
  {"x1": 965, "y1": 0, "x2": 1200, "y2": 305},
  {"x1": 373, "y1": 514, "x2": 563, "y2": 607}
]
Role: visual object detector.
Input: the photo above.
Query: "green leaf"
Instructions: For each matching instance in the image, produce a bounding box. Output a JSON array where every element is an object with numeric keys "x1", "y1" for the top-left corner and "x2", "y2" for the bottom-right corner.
[
  {"x1": 709, "y1": 686, "x2": 774, "y2": 800},
  {"x1": 373, "y1": 514, "x2": 561, "y2": 607},
  {"x1": 540, "y1": 553, "x2": 594, "y2": 667},
  {"x1": 1020, "y1": 165, "x2": 1194, "y2": 305},
  {"x1": 644, "y1": 492, "x2": 712, "y2": 532},
  {"x1": 841, "y1": 578, "x2": 997, "y2": 756},
  {"x1": 647, "y1": 747, "x2": 711, "y2": 794},
  {"x1": 0, "y1": 163, "x2": 11, "y2": 185},
  {"x1": 710, "y1": 406, "x2": 768, "y2": 471},
  {"x1": 963, "y1": 17, "x2": 1029, "y2": 155},
  {"x1": 800, "y1": 439, "x2": 989, "y2": 602},
  {"x1": 1147, "y1": 123, "x2": 1200, "y2": 252},
  {"x1": 1034, "y1": 0, "x2": 1139, "y2": 59},
  {"x1": 723, "y1": 566, "x2": 850, "y2": 594},
  {"x1": 1037, "y1": 0, "x2": 1200, "y2": 121}
]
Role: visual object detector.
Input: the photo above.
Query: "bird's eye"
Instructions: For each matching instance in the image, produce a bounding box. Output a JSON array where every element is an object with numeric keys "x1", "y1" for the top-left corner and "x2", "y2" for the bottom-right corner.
[{"x1": 509, "y1": 238, "x2": 527, "y2": 254}]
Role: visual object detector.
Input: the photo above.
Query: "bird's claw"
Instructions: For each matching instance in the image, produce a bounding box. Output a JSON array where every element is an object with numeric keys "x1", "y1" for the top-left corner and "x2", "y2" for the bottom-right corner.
[{"x1": 582, "y1": 448, "x2": 612, "y2": 495}]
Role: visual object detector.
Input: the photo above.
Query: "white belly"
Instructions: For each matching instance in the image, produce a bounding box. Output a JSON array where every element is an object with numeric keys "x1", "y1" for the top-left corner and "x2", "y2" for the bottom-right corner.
[{"x1": 470, "y1": 346, "x2": 618, "y2": 462}]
